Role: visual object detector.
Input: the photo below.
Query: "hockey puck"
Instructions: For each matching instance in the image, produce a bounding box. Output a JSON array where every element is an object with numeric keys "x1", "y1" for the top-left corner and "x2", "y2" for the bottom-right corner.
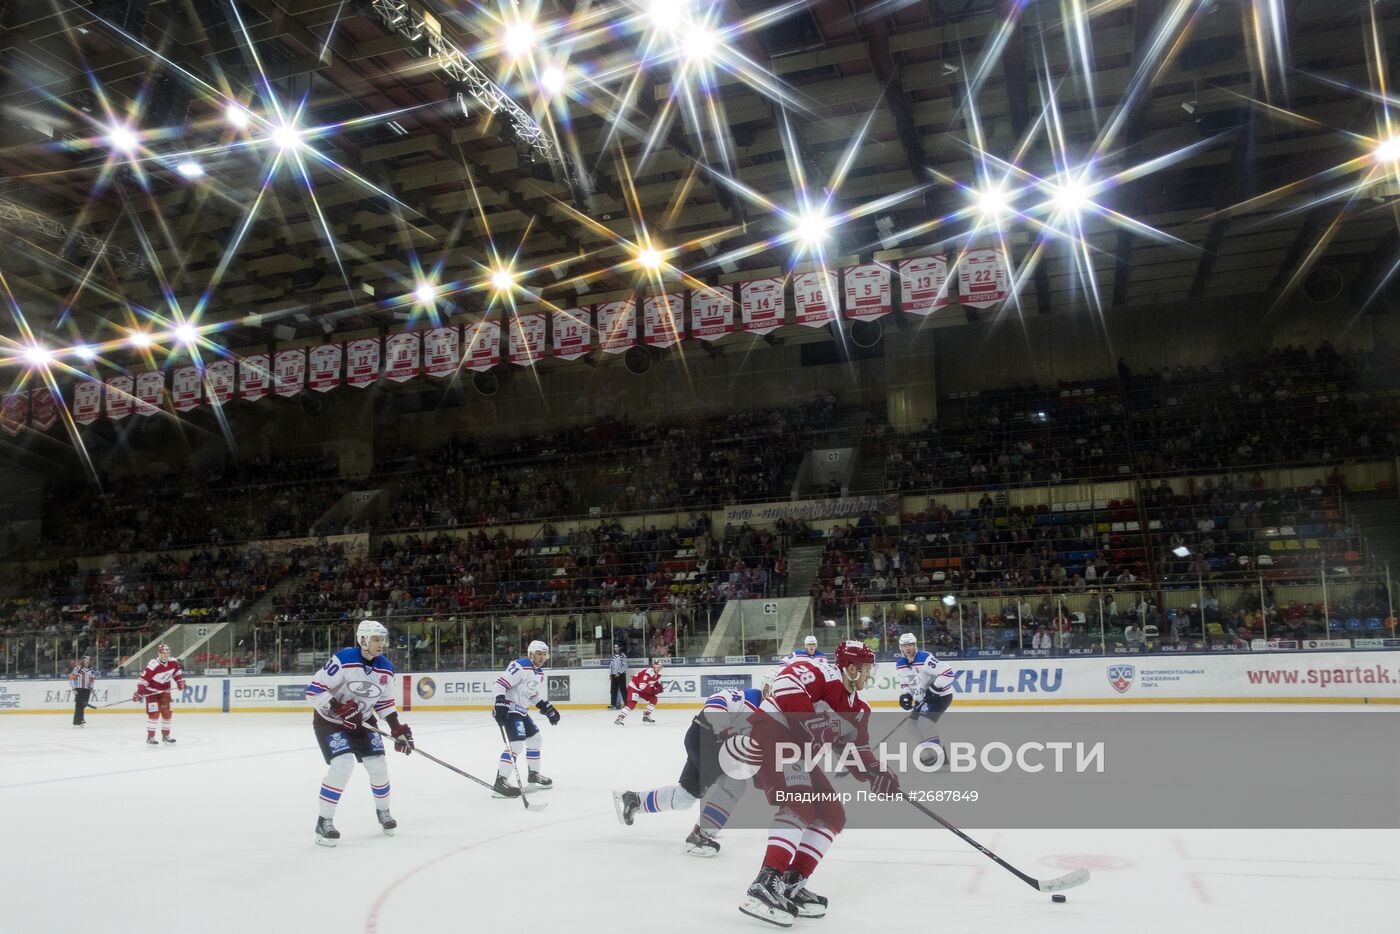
[{"x1": 1051, "y1": 894, "x2": 1067, "y2": 903}]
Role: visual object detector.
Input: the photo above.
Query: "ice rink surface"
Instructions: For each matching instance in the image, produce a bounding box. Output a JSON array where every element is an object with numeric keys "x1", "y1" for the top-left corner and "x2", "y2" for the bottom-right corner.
[{"x1": 10, "y1": 705, "x2": 1397, "y2": 934}]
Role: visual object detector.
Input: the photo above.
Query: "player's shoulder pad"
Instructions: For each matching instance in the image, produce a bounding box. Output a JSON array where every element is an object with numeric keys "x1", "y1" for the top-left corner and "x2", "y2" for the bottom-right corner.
[
  {"x1": 372, "y1": 654, "x2": 395, "y2": 674},
  {"x1": 915, "y1": 650, "x2": 933, "y2": 664},
  {"x1": 894, "y1": 656, "x2": 911, "y2": 669},
  {"x1": 333, "y1": 646, "x2": 363, "y2": 665},
  {"x1": 741, "y1": 688, "x2": 764, "y2": 708},
  {"x1": 514, "y1": 657, "x2": 533, "y2": 669}
]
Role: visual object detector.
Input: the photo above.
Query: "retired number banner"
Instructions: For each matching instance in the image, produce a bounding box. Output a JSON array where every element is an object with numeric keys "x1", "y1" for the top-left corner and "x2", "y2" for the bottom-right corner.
[
  {"x1": 508, "y1": 313, "x2": 547, "y2": 366},
  {"x1": 273, "y1": 350, "x2": 305, "y2": 399},
  {"x1": 424, "y1": 327, "x2": 460, "y2": 378},
  {"x1": 643, "y1": 292, "x2": 683, "y2": 348},
  {"x1": 691, "y1": 286, "x2": 733, "y2": 341},
  {"x1": 308, "y1": 343, "x2": 342, "y2": 392},
  {"x1": 741, "y1": 278, "x2": 784, "y2": 334},
  {"x1": 463, "y1": 319, "x2": 501, "y2": 372},
  {"x1": 384, "y1": 332, "x2": 421, "y2": 383},
  {"x1": 345, "y1": 338, "x2": 380, "y2": 388},
  {"x1": 553, "y1": 307, "x2": 592, "y2": 360},
  {"x1": 597, "y1": 300, "x2": 636, "y2": 354},
  {"x1": 135, "y1": 370, "x2": 164, "y2": 415},
  {"x1": 958, "y1": 248, "x2": 1009, "y2": 309},
  {"x1": 793, "y1": 271, "x2": 838, "y2": 327},
  {"x1": 105, "y1": 374, "x2": 133, "y2": 420},
  {"x1": 239, "y1": 354, "x2": 272, "y2": 402},
  {"x1": 842, "y1": 263, "x2": 891, "y2": 321},
  {"x1": 206, "y1": 359, "x2": 235, "y2": 406},
  {"x1": 172, "y1": 365, "x2": 202, "y2": 411},
  {"x1": 899, "y1": 255, "x2": 951, "y2": 314}
]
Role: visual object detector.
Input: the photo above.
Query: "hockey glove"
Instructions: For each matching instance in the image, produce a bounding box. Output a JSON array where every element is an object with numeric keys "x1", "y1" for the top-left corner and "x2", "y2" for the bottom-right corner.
[
  {"x1": 865, "y1": 768, "x2": 899, "y2": 797},
  {"x1": 919, "y1": 691, "x2": 953, "y2": 720},
  {"x1": 389, "y1": 719, "x2": 414, "y2": 755},
  {"x1": 897, "y1": 692, "x2": 916, "y2": 711},
  {"x1": 330, "y1": 699, "x2": 363, "y2": 730},
  {"x1": 175, "y1": 679, "x2": 187, "y2": 692},
  {"x1": 131, "y1": 691, "x2": 143, "y2": 703},
  {"x1": 537, "y1": 700, "x2": 561, "y2": 726},
  {"x1": 492, "y1": 695, "x2": 512, "y2": 726}
]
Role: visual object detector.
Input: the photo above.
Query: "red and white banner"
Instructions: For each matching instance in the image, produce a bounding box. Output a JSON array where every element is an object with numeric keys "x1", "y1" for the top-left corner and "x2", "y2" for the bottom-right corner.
[
  {"x1": 206, "y1": 359, "x2": 235, "y2": 407},
  {"x1": 793, "y1": 271, "x2": 838, "y2": 327},
  {"x1": 690, "y1": 286, "x2": 733, "y2": 341},
  {"x1": 1, "y1": 391, "x2": 27, "y2": 436},
  {"x1": 308, "y1": 343, "x2": 342, "y2": 393},
  {"x1": 643, "y1": 292, "x2": 683, "y2": 348},
  {"x1": 345, "y1": 338, "x2": 380, "y2": 388},
  {"x1": 273, "y1": 349, "x2": 306, "y2": 399},
  {"x1": 239, "y1": 354, "x2": 272, "y2": 402},
  {"x1": 105, "y1": 374, "x2": 133, "y2": 420},
  {"x1": 899, "y1": 255, "x2": 952, "y2": 314},
  {"x1": 384, "y1": 332, "x2": 421, "y2": 383},
  {"x1": 30, "y1": 388, "x2": 57, "y2": 431},
  {"x1": 843, "y1": 263, "x2": 892, "y2": 321},
  {"x1": 135, "y1": 370, "x2": 164, "y2": 415},
  {"x1": 740, "y1": 278, "x2": 784, "y2": 334},
  {"x1": 958, "y1": 248, "x2": 1009, "y2": 309},
  {"x1": 464, "y1": 319, "x2": 501, "y2": 372},
  {"x1": 597, "y1": 300, "x2": 635, "y2": 354},
  {"x1": 172, "y1": 365, "x2": 202, "y2": 411},
  {"x1": 552, "y1": 308, "x2": 592, "y2": 360},
  {"x1": 508, "y1": 313, "x2": 547, "y2": 366},
  {"x1": 72, "y1": 381, "x2": 101, "y2": 425},
  {"x1": 424, "y1": 327, "x2": 460, "y2": 378}
]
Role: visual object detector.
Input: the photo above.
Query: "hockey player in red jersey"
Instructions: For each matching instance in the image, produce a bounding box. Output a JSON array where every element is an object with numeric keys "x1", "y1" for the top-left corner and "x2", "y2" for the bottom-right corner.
[
  {"x1": 132, "y1": 644, "x2": 186, "y2": 745},
  {"x1": 614, "y1": 657, "x2": 665, "y2": 726},
  {"x1": 737, "y1": 640, "x2": 896, "y2": 927}
]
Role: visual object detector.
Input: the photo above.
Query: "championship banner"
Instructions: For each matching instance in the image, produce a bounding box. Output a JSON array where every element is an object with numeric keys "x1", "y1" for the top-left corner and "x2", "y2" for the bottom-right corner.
[
  {"x1": 135, "y1": 370, "x2": 164, "y2": 415},
  {"x1": 384, "y1": 332, "x2": 421, "y2": 383},
  {"x1": 238, "y1": 354, "x2": 272, "y2": 402},
  {"x1": 424, "y1": 326, "x2": 460, "y2": 378},
  {"x1": 793, "y1": 271, "x2": 838, "y2": 327},
  {"x1": 172, "y1": 365, "x2": 202, "y2": 411},
  {"x1": 463, "y1": 319, "x2": 501, "y2": 372},
  {"x1": 72, "y1": 380, "x2": 101, "y2": 425},
  {"x1": 0, "y1": 391, "x2": 27, "y2": 436},
  {"x1": 105, "y1": 374, "x2": 133, "y2": 420},
  {"x1": 30, "y1": 388, "x2": 57, "y2": 430},
  {"x1": 741, "y1": 278, "x2": 784, "y2": 334},
  {"x1": 690, "y1": 285, "x2": 733, "y2": 341},
  {"x1": 273, "y1": 349, "x2": 306, "y2": 398},
  {"x1": 597, "y1": 299, "x2": 636, "y2": 354},
  {"x1": 958, "y1": 248, "x2": 1009, "y2": 309},
  {"x1": 508, "y1": 312, "x2": 547, "y2": 366},
  {"x1": 723, "y1": 493, "x2": 901, "y2": 524},
  {"x1": 553, "y1": 307, "x2": 592, "y2": 360},
  {"x1": 842, "y1": 262, "x2": 892, "y2": 321},
  {"x1": 643, "y1": 292, "x2": 683, "y2": 348},
  {"x1": 345, "y1": 338, "x2": 380, "y2": 388},
  {"x1": 899, "y1": 255, "x2": 951, "y2": 315},
  {"x1": 308, "y1": 343, "x2": 342, "y2": 393},
  {"x1": 206, "y1": 359, "x2": 235, "y2": 406}
]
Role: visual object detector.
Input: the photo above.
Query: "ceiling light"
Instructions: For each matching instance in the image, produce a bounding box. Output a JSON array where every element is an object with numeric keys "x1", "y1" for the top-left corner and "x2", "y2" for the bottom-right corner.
[
  {"x1": 1173, "y1": 546, "x2": 1192, "y2": 558},
  {"x1": 73, "y1": 345, "x2": 96, "y2": 361},
  {"x1": 414, "y1": 282, "x2": 437, "y2": 305},
  {"x1": 636, "y1": 247, "x2": 663, "y2": 270},
  {"x1": 127, "y1": 330, "x2": 153, "y2": 349},
  {"x1": 225, "y1": 103, "x2": 250, "y2": 129},
  {"x1": 973, "y1": 185, "x2": 1009, "y2": 219},
  {"x1": 539, "y1": 65, "x2": 567, "y2": 96},
  {"x1": 491, "y1": 268, "x2": 516, "y2": 293},
  {"x1": 682, "y1": 23, "x2": 718, "y2": 63},
  {"x1": 793, "y1": 209, "x2": 832, "y2": 247},
  {"x1": 176, "y1": 160, "x2": 204, "y2": 179},
  {"x1": 106, "y1": 123, "x2": 138, "y2": 155},
  {"x1": 1051, "y1": 177, "x2": 1090, "y2": 216},
  {"x1": 648, "y1": 0, "x2": 687, "y2": 32},
  {"x1": 503, "y1": 20, "x2": 536, "y2": 58},
  {"x1": 23, "y1": 345, "x2": 51, "y2": 368},
  {"x1": 1375, "y1": 135, "x2": 1400, "y2": 164},
  {"x1": 270, "y1": 120, "x2": 303, "y2": 152},
  {"x1": 174, "y1": 323, "x2": 198, "y2": 345}
]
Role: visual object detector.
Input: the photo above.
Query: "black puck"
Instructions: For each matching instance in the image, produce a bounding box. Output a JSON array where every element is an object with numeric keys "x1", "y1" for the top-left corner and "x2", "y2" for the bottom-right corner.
[{"x1": 1051, "y1": 894, "x2": 1067, "y2": 903}]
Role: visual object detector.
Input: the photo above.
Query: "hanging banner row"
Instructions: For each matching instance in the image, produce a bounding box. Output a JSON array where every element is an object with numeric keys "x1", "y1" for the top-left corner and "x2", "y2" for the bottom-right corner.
[{"x1": 0, "y1": 253, "x2": 1008, "y2": 435}]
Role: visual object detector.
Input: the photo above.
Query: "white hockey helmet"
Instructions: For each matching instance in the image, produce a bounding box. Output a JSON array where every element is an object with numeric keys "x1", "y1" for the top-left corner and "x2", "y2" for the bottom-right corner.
[
  {"x1": 804, "y1": 635, "x2": 819, "y2": 647},
  {"x1": 899, "y1": 632, "x2": 918, "y2": 647},
  {"x1": 527, "y1": 639, "x2": 550, "y2": 657},
  {"x1": 357, "y1": 619, "x2": 389, "y2": 650}
]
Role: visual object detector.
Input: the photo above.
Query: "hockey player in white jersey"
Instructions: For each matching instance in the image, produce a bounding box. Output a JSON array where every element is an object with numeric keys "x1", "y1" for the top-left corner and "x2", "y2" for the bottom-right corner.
[
  {"x1": 491, "y1": 640, "x2": 559, "y2": 798},
  {"x1": 784, "y1": 634, "x2": 826, "y2": 662},
  {"x1": 613, "y1": 685, "x2": 768, "y2": 856},
  {"x1": 305, "y1": 620, "x2": 414, "y2": 847},
  {"x1": 891, "y1": 632, "x2": 955, "y2": 766}
]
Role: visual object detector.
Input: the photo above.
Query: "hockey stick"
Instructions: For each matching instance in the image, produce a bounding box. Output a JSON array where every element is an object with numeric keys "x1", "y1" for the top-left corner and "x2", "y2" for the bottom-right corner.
[
  {"x1": 87, "y1": 697, "x2": 135, "y2": 710},
  {"x1": 362, "y1": 725, "x2": 536, "y2": 806},
  {"x1": 906, "y1": 798, "x2": 1090, "y2": 893},
  {"x1": 498, "y1": 721, "x2": 548, "y2": 812}
]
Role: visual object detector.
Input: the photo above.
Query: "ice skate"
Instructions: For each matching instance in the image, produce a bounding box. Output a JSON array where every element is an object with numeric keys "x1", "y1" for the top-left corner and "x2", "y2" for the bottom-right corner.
[
  {"x1": 781, "y1": 870, "x2": 828, "y2": 918},
  {"x1": 685, "y1": 825, "x2": 721, "y2": 857},
  {"x1": 739, "y1": 866, "x2": 796, "y2": 927},
  {"x1": 528, "y1": 771, "x2": 553, "y2": 791},
  {"x1": 377, "y1": 809, "x2": 397, "y2": 835},
  {"x1": 613, "y1": 790, "x2": 641, "y2": 825},
  {"x1": 492, "y1": 775, "x2": 522, "y2": 798},
  {"x1": 314, "y1": 817, "x2": 340, "y2": 847},
  {"x1": 161, "y1": 736, "x2": 177, "y2": 744}
]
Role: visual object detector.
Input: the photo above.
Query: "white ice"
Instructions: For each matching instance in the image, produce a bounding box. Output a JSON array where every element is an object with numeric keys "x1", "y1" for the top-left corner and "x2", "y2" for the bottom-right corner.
[{"x1": 9, "y1": 705, "x2": 1397, "y2": 934}]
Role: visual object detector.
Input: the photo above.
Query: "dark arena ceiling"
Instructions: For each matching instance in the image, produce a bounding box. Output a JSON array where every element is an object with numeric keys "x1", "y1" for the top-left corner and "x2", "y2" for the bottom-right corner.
[{"x1": 1, "y1": 0, "x2": 1399, "y2": 389}]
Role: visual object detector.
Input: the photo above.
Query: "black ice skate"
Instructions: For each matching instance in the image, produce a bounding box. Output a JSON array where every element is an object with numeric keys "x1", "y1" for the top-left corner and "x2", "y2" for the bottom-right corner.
[
  {"x1": 528, "y1": 771, "x2": 553, "y2": 790},
  {"x1": 146, "y1": 737, "x2": 159, "y2": 746},
  {"x1": 492, "y1": 775, "x2": 522, "y2": 798},
  {"x1": 781, "y1": 870, "x2": 828, "y2": 918},
  {"x1": 377, "y1": 809, "x2": 397, "y2": 835},
  {"x1": 685, "y1": 825, "x2": 721, "y2": 857},
  {"x1": 642, "y1": 715, "x2": 656, "y2": 724},
  {"x1": 161, "y1": 736, "x2": 177, "y2": 744},
  {"x1": 315, "y1": 817, "x2": 340, "y2": 847},
  {"x1": 739, "y1": 866, "x2": 797, "y2": 927},
  {"x1": 613, "y1": 790, "x2": 641, "y2": 825}
]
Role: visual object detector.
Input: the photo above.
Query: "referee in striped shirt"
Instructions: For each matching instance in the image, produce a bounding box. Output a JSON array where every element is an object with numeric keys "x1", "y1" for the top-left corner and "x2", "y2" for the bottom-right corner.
[{"x1": 69, "y1": 656, "x2": 95, "y2": 726}]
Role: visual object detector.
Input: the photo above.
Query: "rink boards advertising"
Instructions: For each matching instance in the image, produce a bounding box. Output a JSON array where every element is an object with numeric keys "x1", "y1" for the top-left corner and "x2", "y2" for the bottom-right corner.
[{"x1": 4, "y1": 650, "x2": 1399, "y2": 713}]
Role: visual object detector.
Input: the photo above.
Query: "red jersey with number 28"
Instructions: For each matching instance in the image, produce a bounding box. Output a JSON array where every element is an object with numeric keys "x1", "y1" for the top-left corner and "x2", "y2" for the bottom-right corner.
[{"x1": 762, "y1": 656, "x2": 871, "y2": 746}]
